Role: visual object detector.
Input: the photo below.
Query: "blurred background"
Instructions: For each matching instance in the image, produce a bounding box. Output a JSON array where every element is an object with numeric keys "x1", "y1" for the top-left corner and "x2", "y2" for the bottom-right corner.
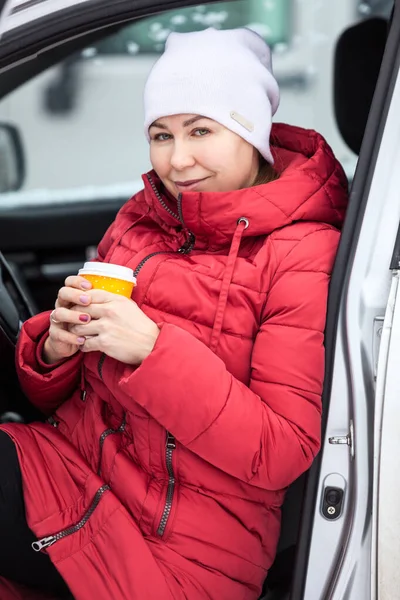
[{"x1": 0, "y1": 0, "x2": 393, "y2": 206}]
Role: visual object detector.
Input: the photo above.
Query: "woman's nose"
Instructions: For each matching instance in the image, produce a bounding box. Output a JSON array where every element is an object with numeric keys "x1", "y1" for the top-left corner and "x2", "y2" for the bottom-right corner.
[{"x1": 169, "y1": 142, "x2": 196, "y2": 170}]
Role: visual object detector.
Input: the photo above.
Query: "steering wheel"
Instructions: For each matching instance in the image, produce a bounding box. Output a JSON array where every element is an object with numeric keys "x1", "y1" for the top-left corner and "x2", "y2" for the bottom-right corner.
[{"x1": 0, "y1": 252, "x2": 42, "y2": 423}]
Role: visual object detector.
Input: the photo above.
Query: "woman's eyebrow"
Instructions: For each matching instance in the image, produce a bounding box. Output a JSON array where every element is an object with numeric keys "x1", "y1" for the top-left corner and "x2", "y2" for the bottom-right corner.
[
  {"x1": 149, "y1": 121, "x2": 167, "y2": 130},
  {"x1": 149, "y1": 115, "x2": 208, "y2": 130},
  {"x1": 183, "y1": 115, "x2": 207, "y2": 127}
]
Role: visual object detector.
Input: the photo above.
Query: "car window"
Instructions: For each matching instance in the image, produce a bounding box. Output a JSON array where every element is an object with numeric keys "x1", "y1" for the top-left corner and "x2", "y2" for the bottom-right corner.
[
  {"x1": 0, "y1": 0, "x2": 391, "y2": 208},
  {"x1": 96, "y1": 1, "x2": 290, "y2": 55}
]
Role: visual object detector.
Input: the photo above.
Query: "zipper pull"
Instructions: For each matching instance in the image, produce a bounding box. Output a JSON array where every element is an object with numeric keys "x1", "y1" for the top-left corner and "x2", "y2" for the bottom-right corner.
[
  {"x1": 32, "y1": 536, "x2": 57, "y2": 552},
  {"x1": 178, "y1": 232, "x2": 195, "y2": 254},
  {"x1": 119, "y1": 414, "x2": 127, "y2": 432},
  {"x1": 166, "y1": 433, "x2": 176, "y2": 449},
  {"x1": 47, "y1": 415, "x2": 59, "y2": 428}
]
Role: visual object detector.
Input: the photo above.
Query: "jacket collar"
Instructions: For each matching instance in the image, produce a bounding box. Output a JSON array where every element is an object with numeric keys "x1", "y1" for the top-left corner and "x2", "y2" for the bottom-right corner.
[{"x1": 140, "y1": 123, "x2": 348, "y2": 248}]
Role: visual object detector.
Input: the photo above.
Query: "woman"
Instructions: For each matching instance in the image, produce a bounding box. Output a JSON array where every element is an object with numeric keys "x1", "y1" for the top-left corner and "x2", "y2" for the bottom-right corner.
[{"x1": 0, "y1": 28, "x2": 347, "y2": 600}]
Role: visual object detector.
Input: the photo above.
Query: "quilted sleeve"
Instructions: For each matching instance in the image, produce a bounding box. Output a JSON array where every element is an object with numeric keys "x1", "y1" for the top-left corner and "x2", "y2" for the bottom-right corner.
[
  {"x1": 116, "y1": 225, "x2": 339, "y2": 490},
  {"x1": 16, "y1": 311, "x2": 83, "y2": 416}
]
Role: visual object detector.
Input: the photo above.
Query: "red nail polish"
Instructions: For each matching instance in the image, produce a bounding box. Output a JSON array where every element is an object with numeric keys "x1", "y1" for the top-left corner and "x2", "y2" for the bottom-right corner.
[{"x1": 79, "y1": 314, "x2": 89, "y2": 322}]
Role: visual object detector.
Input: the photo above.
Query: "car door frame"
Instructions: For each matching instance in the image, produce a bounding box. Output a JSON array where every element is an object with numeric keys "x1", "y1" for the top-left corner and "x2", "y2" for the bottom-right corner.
[{"x1": 294, "y1": 2, "x2": 400, "y2": 598}]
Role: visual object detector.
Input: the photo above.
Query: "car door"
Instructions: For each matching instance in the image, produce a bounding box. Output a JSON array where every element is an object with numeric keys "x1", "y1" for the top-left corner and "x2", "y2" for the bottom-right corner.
[
  {"x1": 373, "y1": 220, "x2": 400, "y2": 600},
  {"x1": 298, "y1": 3, "x2": 400, "y2": 598}
]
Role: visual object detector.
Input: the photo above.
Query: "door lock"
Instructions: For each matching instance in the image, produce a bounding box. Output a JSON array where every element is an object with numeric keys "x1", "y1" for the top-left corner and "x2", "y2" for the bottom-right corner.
[
  {"x1": 321, "y1": 474, "x2": 346, "y2": 521},
  {"x1": 322, "y1": 487, "x2": 344, "y2": 520}
]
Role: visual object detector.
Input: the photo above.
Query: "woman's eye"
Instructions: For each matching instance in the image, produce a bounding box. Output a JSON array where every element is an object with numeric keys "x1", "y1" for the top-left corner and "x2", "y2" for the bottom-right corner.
[
  {"x1": 153, "y1": 133, "x2": 172, "y2": 141},
  {"x1": 193, "y1": 128, "x2": 210, "y2": 137}
]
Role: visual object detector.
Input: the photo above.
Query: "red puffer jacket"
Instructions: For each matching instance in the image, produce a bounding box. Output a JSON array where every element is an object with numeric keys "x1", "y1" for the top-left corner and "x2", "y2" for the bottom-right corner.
[{"x1": 1, "y1": 124, "x2": 347, "y2": 600}]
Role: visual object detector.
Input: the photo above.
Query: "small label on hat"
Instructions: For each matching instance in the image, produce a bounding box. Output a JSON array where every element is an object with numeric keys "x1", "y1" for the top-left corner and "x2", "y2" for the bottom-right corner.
[{"x1": 230, "y1": 111, "x2": 254, "y2": 132}]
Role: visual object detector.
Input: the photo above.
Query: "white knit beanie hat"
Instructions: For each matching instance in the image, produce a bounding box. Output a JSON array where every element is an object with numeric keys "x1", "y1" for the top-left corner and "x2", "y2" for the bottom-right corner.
[{"x1": 143, "y1": 27, "x2": 280, "y2": 165}]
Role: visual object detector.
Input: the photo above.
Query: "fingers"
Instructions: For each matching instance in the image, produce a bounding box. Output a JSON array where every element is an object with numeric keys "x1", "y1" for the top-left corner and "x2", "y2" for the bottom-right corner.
[
  {"x1": 49, "y1": 323, "x2": 85, "y2": 347},
  {"x1": 70, "y1": 295, "x2": 130, "y2": 322},
  {"x1": 79, "y1": 335, "x2": 101, "y2": 353},
  {"x1": 57, "y1": 287, "x2": 115, "y2": 309},
  {"x1": 64, "y1": 275, "x2": 92, "y2": 291},
  {"x1": 83, "y1": 289, "x2": 116, "y2": 304},
  {"x1": 55, "y1": 276, "x2": 93, "y2": 310},
  {"x1": 51, "y1": 306, "x2": 92, "y2": 327},
  {"x1": 57, "y1": 287, "x2": 92, "y2": 308},
  {"x1": 70, "y1": 318, "x2": 100, "y2": 335}
]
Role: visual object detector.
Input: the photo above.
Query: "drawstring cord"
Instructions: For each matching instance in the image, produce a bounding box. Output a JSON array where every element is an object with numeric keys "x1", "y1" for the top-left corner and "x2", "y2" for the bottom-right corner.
[{"x1": 209, "y1": 218, "x2": 249, "y2": 353}]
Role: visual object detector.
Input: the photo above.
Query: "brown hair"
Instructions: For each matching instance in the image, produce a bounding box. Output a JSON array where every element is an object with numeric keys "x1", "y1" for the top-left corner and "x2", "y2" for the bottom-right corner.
[{"x1": 252, "y1": 154, "x2": 280, "y2": 186}]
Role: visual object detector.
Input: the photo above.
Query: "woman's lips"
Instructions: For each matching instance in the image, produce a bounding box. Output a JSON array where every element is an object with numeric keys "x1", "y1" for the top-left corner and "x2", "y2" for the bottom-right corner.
[{"x1": 174, "y1": 178, "x2": 209, "y2": 191}]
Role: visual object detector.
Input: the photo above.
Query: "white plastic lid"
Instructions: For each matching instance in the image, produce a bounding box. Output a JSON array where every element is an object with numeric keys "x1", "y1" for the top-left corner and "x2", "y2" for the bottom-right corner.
[{"x1": 78, "y1": 262, "x2": 136, "y2": 284}]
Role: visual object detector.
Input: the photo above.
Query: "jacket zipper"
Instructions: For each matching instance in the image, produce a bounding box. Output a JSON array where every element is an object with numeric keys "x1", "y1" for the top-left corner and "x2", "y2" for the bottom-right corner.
[
  {"x1": 146, "y1": 174, "x2": 180, "y2": 221},
  {"x1": 177, "y1": 192, "x2": 185, "y2": 225},
  {"x1": 177, "y1": 231, "x2": 195, "y2": 254},
  {"x1": 97, "y1": 184, "x2": 195, "y2": 381},
  {"x1": 97, "y1": 353, "x2": 106, "y2": 380},
  {"x1": 97, "y1": 415, "x2": 127, "y2": 476},
  {"x1": 157, "y1": 432, "x2": 176, "y2": 537},
  {"x1": 32, "y1": 484, "x2": 110, "y2": 552},
  {"x1": 132, "y1": 250, "x2": 169, "y2": 279}
]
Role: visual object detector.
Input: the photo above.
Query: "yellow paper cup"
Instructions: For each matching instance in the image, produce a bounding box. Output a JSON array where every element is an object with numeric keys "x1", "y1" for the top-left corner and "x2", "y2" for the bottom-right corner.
[{"x1": 78, "y1": 262, "x2": 136, "y2": 298}]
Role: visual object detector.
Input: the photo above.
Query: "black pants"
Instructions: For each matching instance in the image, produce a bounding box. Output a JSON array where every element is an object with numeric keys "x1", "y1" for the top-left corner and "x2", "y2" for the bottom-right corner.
[{"x1": 0, "y1": 431, "x2": 71, "y2": 597}]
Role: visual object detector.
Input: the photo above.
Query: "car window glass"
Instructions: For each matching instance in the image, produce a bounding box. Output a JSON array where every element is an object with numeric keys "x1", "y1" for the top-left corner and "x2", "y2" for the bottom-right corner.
[{"x1": 0, "y1": 0, "x2": 392, "y2": 208}]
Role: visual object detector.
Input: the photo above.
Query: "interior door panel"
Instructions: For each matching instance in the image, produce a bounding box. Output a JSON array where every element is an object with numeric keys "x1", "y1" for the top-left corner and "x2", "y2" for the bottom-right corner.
[{"x1": 1, "y1": 198, "x2": 123, "y2": 311}]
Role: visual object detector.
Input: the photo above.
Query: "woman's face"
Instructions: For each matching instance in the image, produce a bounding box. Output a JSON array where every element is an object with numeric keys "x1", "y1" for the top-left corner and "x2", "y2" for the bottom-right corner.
[{"x1": 149, "y1": 114, "x2": 259, "y2": 199}]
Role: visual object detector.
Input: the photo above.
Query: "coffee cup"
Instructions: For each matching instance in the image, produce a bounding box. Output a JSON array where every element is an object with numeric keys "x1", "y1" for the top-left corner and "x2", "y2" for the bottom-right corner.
[{"x1": 78, "y1": 262, "x2": 136, "y2": 298}]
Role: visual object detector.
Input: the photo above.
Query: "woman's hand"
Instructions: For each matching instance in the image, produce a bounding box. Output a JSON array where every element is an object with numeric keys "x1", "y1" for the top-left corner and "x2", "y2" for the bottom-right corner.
[
  {"x1": 43, "y1": 275, "x2": 94, "y2": 364},
  {"x1": 69, "y1": 290, "x2": 160, "y2": 365}
]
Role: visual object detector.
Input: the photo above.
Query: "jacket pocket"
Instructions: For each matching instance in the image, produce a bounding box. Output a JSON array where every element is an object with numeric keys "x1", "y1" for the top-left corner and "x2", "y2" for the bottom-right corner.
[{"x1": 32, "y1": 484, "x2": 111, "y2": 552}]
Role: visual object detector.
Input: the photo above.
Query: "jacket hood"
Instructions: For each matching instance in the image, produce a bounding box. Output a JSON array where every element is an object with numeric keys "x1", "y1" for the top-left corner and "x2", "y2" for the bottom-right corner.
[{"x1": 141, "y1": 123, "x2": 348, "y2": 247}]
